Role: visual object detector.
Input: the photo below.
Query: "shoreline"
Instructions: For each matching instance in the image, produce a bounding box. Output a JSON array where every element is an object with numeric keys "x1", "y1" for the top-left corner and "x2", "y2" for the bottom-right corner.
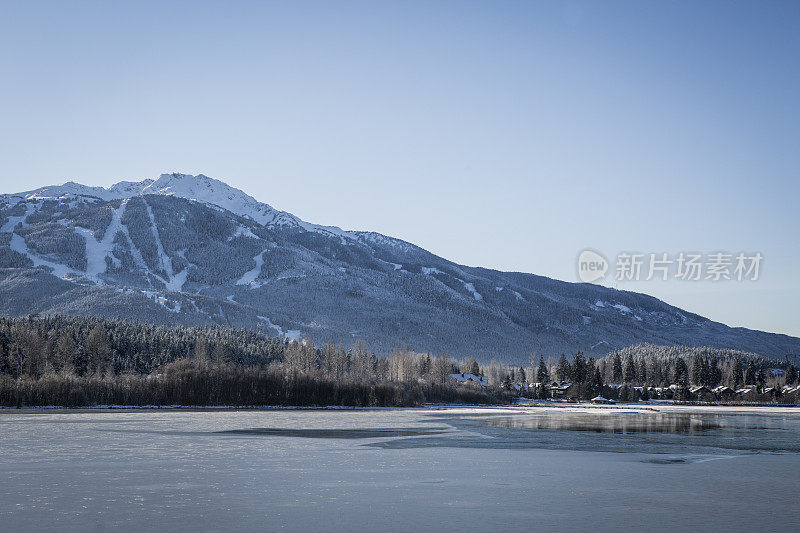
[{"x1": 1, "y1": 400, "x2": 798, "y2": 413}]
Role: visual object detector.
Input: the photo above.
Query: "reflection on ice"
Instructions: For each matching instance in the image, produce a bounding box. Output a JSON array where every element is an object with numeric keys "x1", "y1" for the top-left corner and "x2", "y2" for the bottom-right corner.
[
  {"x1": 482, "y1": 413, "x2": 722, "y2": 433},
  {"x1": 368, "y1": 407, "x2": 800, "y2": 454}
]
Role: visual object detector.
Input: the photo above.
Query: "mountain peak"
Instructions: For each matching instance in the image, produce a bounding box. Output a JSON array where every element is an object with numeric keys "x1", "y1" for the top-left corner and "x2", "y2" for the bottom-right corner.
[
  {"x1": 9, "y1": 172, "x2": 431, "y2": 255},
  {"x1": 140, "y1": 173, "x2": 265, "y2": 215},
  {"x1": 11, "y1": 172, "x2": 352, "y2": 238}
]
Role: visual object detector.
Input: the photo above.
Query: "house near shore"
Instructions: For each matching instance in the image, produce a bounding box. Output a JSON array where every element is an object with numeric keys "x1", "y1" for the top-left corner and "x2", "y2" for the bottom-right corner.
[
  {"x1": 784, "y1": 386, "x2": 800, "y2": 400},
  {"x1": 590, "y1": 396, "x2": 615, "y2": 405},
  {"x1": 449, "y1": 373, "x2": 488, "y2": 386},
  {"x1": 713, "y1": 386, "x2": 737, "y2": 401},
  {"x1": 549, "y1": 381, "x2": 573, "y2": 397},
  {"x1": 739, "y1": 387, "x2": 762, "y2": 401},
  {"x1": 690, "y1": 386, "x2": 715, "y2": 401},
  {"x1": 762, "y1": 386, "x2": 778, "y2": 398},
  {"x1": 652, "y1": 386, "x2": 673, "y2": 399}
]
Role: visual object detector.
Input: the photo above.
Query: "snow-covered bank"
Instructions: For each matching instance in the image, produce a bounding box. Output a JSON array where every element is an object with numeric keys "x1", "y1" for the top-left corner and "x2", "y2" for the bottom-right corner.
[{"x1": 2, "y1": 403, "x2": 797, "y2": 415}]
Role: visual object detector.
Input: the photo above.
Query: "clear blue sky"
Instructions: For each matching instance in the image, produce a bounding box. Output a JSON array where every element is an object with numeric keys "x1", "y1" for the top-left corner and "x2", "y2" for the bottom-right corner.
[{"x1": 1, "y1": 1, "x2": 798, "y2": 336}]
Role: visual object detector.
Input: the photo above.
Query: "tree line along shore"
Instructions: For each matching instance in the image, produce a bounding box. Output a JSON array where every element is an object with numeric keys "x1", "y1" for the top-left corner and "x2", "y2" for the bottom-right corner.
[{"x1": 0, "y1": 315, "x2": 797, "y2": 407}]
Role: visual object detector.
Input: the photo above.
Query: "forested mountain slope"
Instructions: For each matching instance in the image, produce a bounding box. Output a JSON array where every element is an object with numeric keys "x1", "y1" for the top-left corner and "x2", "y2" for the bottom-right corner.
[{"x1": 1, "y1": 173, "x2": 798, "y2": 364}]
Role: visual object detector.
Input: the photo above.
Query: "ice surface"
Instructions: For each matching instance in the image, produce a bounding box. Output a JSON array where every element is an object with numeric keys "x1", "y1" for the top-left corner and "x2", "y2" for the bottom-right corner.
[{"x1": 1, "y1": 406, "x2": 799, "y2": 531}]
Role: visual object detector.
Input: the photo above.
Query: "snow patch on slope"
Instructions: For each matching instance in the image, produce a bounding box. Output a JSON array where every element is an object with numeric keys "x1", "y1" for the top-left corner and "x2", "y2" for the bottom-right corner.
[
  {"x1": 141, "y1": 290, "x2": 181, "y2": 313},
  {"x1": 4, "y1": 202, "x2": 86, "y2": 280},
  {"x1": 258, "y1": 316, "x2": 283, "y2": 336},
  {"x1": 9, "y1": 233, "x2": 83, "y2": 279},
  {"x1": 143, "y1": 199, "x2": 187, "y2": 291},
  {"x1": 284, "y1": 329, "x2": 302, "y2": 342},
  {"x1": 73, "y1": 202, "x2": 127, "y2": 283},
  {"x1": 1, "y1": 203, "x2": 35, "y2": 233},
  {"x1": 118, "y1": 207, "x2": 151, "y2": 280},
  {"x1": 459, "y1": 280, "x2": 483, "y2": 301},
  {"x1": 236, "y1": 250, "x2": 266, "y2": 286},
  {"x1": 168, "y1": 269, "x2": 189, "y2": 292},
  {"x1": 257, "y1": 316, "x2": 301, "y2": 341},
  {"x1": 228, "y1": 224, "x2": 259, "y2": 241}
]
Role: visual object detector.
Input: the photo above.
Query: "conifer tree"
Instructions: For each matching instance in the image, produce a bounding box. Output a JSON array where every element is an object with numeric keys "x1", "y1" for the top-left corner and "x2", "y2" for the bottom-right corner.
[
  {"x1": 86, "y1": 325, "x2": 111, "y2": 375},
  {"x1": 572, "y1": 352, "x2": 587, "y2": 383},
  {"x1": 537, "y1": 355, "x2": 550, "y2": 398},
  {"x1": 537, "y1": 355, "x2": 549, "y2": 383},
  {"x1": 674, "y1": 358, "x2": 689, "y2": 387},
  {"x1": 555, "y1": 354, "x2": 571, "y2": 382},
  {"x1": 691, "y1": 356, "x2": 704, "y2": 386},
  {"x1": 745, "y1": 361, "x2": 757, "y2": 385},
  {"x1": 612, "y1": 353, "x2": 623, "y2": 383},
  {"x1": 624, "y1": 358, "x2": 636, "y2": 383},
  {"x1": 785, "y1": 364, "x2": 797, "y2": 386},
  {"x1": 731, "y1": 357, "x2": 744, "y2": 389}
]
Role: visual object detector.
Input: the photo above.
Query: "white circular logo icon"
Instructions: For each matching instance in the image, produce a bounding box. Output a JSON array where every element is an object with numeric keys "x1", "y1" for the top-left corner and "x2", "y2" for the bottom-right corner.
[{"x1": 577, "y1": 249, "x2": 608, "y2": 283}]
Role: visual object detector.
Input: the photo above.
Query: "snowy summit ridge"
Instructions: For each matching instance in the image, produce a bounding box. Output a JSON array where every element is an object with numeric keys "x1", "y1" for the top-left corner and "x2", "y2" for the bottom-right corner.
[
  {"x1": 19, "y1": 173, "x2": 308, "y2": 229},
  {"x1": 12, "y1": 172, "x2": 419, "y2": 247}
]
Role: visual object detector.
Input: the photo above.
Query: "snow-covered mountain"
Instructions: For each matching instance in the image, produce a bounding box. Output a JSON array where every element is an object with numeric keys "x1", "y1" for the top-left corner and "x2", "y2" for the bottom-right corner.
[
  {"x1": 1, "y1": 173, "x2": 798, "y2": 363},
  {"x1": 18, "y1": 173, "x2": 327, "y2": 232}
]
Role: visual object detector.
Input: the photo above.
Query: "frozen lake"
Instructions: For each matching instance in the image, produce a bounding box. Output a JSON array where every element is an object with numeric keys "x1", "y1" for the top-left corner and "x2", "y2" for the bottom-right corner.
[{"x1": 1, "y1": 405, "x2": 799, "y2": 531}]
